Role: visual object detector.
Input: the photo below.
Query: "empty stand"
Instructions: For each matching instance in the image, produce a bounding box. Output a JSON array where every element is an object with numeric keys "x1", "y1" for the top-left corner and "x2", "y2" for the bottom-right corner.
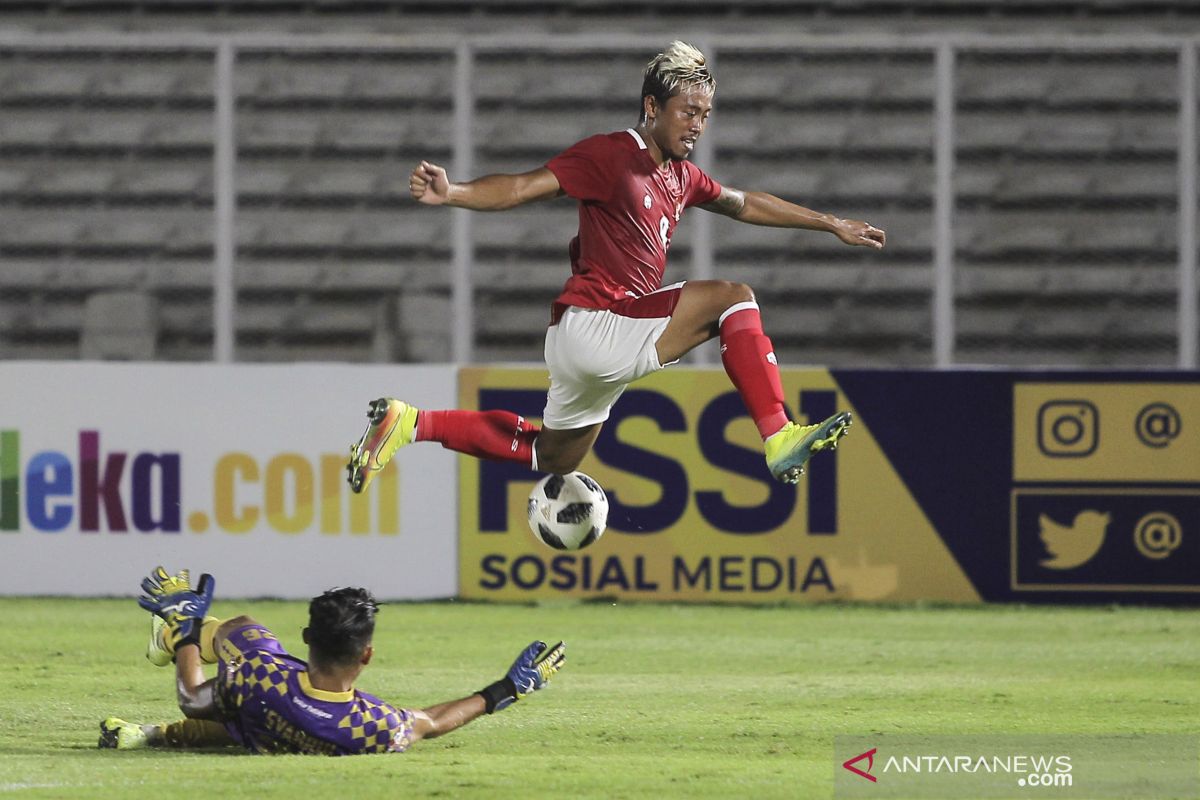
[
  {"x1": 80, "y1": 290, "x2": 158, "y2": 360},
  {"x1": 0, "y1": 39, "x2": 1189, "y2": 366}
]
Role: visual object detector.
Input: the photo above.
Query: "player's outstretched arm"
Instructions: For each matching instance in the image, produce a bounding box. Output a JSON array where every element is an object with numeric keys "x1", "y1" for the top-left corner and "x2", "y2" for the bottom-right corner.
[
  {"x1": 408, "y1": 640, "x2": 566, "y2": 743},
  {"x1": 409, "y1": 694, "x2": 487, "y2": 741},
  {"x1": 410, "y1": 161, "x2": 562, "y2": 210},
  {"x1": 701, "y1": 186, "x2": 886, "y2": 249}
]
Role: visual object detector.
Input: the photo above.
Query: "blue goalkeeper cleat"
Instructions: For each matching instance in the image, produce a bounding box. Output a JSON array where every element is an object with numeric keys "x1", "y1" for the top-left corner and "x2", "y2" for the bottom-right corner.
[
  {"x1": 763, "y1": 412, "x2": 852, "y2": 484},
  {"x1": 347, "y1": 398, "x2": 419, "y2": 494},
  {"x1": 99, "y1": 718, "x2": 149, "y2": 750}
]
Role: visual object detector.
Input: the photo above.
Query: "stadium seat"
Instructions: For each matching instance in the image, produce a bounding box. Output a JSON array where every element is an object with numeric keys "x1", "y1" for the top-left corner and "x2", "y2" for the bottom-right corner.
[
  {"x1": 1078, "y1": 214, "x2": 1173, "y2": 252},
  {"x1": 786, "y1": 73, "x2": 879, "y2": 106},
  {"x1": 350, "y1": 212, "x2": 445, "y2": 249},
  {"x1": 349, "y1": 60, "x2": 453, "y2": 102},
  {"x1": 710, "y1": 117, "x2": 773, "y2": 152},
  {"x1": 80, "y1": 290, "x2": 158, "y2": 360},
  {"x1": 118, "y1": 165, "x2": 209, "y2": 199},
  {"x1": 475, "y1": 300, "x2": 555, "y2": 337},
  {"x1": 241, "y1": 59, "x2": 353, "y2": 102},
  {"x1": 474, "y1": 206, "x2": 576, "y2": 252},
  {"x1": 0, "y1": 261, "x2": 58, "y2": 290},
  {"x1": 316, "y1": 260, "x2": 421, "y2": 291},
  {"x1": 0, "y1": 166, "x2": 30, "y2": 194},
  {"x1": 145, "y1": 260, "x2": 212, "y2": 292},
  {"x1": 146, "y1": 114, "x2": 214, "y2": 149},
  {"x1": 955, "y1": 166, "x2": 1004, "y2": 199},
  {"x1": 474, "y1": 258, "x2": 567, "y2": 291},
  {"x1": 239, "y1": 113, "x2": 323, "y2": 150},
  {"x1": 776, "y1": 118, "x2": 855, "y2": 151},
  {"x1": 1022, "y1": 117, "x2": 1118, "y2": 154},
  {"x1": 0, "y1": 63, "x2": 92, "y2": 99},
  {"x1": 291, "y1": 167, "x2": 380, "y2": 199},
  {"x1": 63, "y1": 115, "x2": 150, "y2": 148},
  {"x1": 874, "y1": 69, "x2": 935, "y2": 103},
  {"x1": 0, "y1": 115, "x2": 63, "y2": 147},
  {"x1": 91, "y1": 67, "x2": 181, "y2": 101},
  {"x1": 238, "y1": 164, "x2": 295, "y2": 197},
  {"x1": 957, "y1": 70, "x2": 1053, "y2": 104},
  {"x1": 32, "y1": 167, "x2": 118, "y2": 197},
  {"x1": 709, "y1": 64, "x2": 787, "y2": 104},
  {"x1": 963, "y1": 215, "x2": 1072, "y2": 256},
  {"x1": 245, "y1": 214, "x2": 352, "y2": 249},
  {"x1": 1091, "y1": 166, "x2": 1175, "y2": 201},
  {"x1": 0, "y1": 214, "x2": 87, "y2": 248},
  {"x1": 823, "y1": 167, "x2": 919, "y2": 200},
  {"x1": 957, "y1": 265, "x2": 1049, "y2": 297},
  {"x1": 237, "y1": 261, "x2": 325, "y2": 292},
  {"x1": 316, "y1": 114, "x2": 412, "y2": 151},
  {"x1": 717, "y1": 161, "x2": 825, "y2": 199},
  {"x1": 1117, "y1": 115, "x2": 1178, "y2": 154},
  {"x1": 1046, "y1": 70, "x2": 1144, "y2": 105},
  {"x1": 479, "y1": 112, "x2": 597, "y2": 152},
  {"x1": 477, "y1": 54, "x2": 626, "y2": 102},
  {"x1": 848, "y1": 115, "x2": 932, "y2": 152},
  {"x1": 994, "y1": 167, "x2": 1093, "y2": 202},
  {"x1": 956, "y1": 115, "x2": 1030, "y2": 150},
  {"x1": 396, "y1": 292, "x2": 453, "y2": 338},
  {"x1": 54, "y1": 261, "x2": 151, "y2": 291}
]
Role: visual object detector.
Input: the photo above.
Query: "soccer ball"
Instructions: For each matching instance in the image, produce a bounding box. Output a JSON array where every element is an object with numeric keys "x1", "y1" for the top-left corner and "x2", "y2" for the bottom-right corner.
[{"x1": 526, "y1": 471, "x2": 609, "y2": 551}]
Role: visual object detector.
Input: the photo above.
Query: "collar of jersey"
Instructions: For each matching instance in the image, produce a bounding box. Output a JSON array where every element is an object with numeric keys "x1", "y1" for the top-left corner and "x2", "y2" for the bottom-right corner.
[
  {"x1": 299, "y1": 671, "x2": 354, "y2": 703},
  {"x1": 625, "y1": 127, "x2": 648, "y2": 149}
]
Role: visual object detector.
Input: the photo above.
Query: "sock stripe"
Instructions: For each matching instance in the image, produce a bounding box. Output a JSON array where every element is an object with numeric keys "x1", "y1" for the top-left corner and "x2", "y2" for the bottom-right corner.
[{"x1": 718, "y1": 301, "x2": 760, "y2": 328}]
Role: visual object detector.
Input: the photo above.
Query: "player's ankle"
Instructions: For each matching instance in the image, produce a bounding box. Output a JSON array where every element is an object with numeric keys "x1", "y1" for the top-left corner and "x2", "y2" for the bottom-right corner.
[{"x1": 142, "y1": 724, "x2": 166, "y2": 747}]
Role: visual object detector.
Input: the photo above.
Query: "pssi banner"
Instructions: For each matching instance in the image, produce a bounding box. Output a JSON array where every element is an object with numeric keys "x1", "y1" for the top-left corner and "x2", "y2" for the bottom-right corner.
[
  {"x1": 458, "y1": 367, "x2": 1200, "y2": 604},
  {"x1": 0, "y1": 363, "x2": 457, "y2": 599}
]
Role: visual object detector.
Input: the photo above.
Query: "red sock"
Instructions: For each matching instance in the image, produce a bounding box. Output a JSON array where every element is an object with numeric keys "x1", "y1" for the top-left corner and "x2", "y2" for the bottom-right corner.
[
  {"x1": 719, "y1": 302, "x2": 789, "y2": 440},
  {"x1": 415, "y1": 409, "x2": 540, "y2": 468}
]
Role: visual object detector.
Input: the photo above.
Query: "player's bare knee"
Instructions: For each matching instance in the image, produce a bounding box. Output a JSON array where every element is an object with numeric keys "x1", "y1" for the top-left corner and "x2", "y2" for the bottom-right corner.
[
  {"x1": 537, "y1": 450, "x2": 583, "y2": 476},
  {"x1": 726, "y1": 281, "x2": 755, "y2": 305}
]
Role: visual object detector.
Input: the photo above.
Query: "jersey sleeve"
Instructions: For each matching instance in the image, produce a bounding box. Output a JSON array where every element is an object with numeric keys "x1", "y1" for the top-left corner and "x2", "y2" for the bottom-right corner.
[
  {"x1": 546, "y1": 135, "x2": 616, "y2": 203},
  {"x1": 682, "y1": 160, "x2": 722, "y2": 208},
  {"x1": 386, "y1": 708, "x2": 418, "y2": 753}
]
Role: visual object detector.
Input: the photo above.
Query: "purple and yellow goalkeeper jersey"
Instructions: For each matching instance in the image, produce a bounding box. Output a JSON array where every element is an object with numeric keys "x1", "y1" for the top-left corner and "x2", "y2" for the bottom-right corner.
[{"x1": 213, "y1": 624, "x2": 416, "y2": 755}]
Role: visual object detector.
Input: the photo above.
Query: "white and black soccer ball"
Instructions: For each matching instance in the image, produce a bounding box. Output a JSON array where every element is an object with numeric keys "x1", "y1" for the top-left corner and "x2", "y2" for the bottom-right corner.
[{"x1": 526, "y1": 471, "x2": 609, "y2": 551}]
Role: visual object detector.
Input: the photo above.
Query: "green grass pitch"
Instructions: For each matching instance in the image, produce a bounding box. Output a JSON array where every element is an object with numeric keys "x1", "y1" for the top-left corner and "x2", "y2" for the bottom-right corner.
[{"x1": 0, "y1": 598, "x2": 1196, "y2": 799}]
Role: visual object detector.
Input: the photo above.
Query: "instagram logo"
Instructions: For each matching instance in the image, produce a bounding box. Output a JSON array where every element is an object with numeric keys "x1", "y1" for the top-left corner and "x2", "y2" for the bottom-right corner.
[{"x1": 1037, "y1": 401, "x2": 1099, "y2": 457}]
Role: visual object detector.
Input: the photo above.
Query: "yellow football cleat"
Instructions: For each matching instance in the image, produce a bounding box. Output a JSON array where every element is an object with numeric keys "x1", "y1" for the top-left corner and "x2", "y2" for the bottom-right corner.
[
  {"x1": 146, "y1": 614, "x2": 172, "y2": 667},
  {"x1": 764, "y1": 412, "x2": 852, "y2": 484},
  {"x1": 98, "y1": 718, "x2": 150, "y2": 750},
  {"x1": 347, "y1": 398, "x2": 419, "y2": 494}
]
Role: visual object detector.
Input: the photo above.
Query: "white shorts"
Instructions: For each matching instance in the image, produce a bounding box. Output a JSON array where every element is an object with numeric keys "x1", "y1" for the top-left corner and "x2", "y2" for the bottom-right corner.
[{"x1": 542, "y1": 282, "x2": 685, "y2": 430}]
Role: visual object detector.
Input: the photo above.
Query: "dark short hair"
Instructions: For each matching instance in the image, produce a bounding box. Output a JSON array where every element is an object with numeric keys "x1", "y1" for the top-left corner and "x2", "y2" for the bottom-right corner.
[{"x1": 306, "y1": 587, "x2": 379, "y2": 666}]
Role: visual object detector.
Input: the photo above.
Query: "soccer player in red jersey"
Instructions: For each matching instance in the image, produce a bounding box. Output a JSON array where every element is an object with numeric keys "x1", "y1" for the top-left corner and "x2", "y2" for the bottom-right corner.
[{"x1": 347, "y1": 41, "x2": 886, "y2": 493}]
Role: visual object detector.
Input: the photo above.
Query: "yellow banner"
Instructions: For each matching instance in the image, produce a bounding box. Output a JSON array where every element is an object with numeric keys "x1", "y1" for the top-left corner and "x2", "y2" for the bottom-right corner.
[
  {"x1": 458, "y1": 367, "x2": 978, "y2": 603},
  {"x1": 1013, "y1": 383, "x2": 1199, "y2": 483}
]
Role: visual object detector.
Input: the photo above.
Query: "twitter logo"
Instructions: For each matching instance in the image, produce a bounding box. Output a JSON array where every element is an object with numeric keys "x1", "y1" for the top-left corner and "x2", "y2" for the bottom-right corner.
[{"x1": 1039, "y1": 510, "x2": 1110, "y2": 569}]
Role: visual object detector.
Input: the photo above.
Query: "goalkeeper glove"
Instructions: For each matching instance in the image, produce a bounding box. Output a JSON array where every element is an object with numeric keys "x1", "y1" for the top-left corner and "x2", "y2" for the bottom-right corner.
[
  {"x1": 477, "y1": 640, "x2": 565, "y2": 714},
  {"x1": 136, "y1": 567, "x2": 215, "y2": 652}
]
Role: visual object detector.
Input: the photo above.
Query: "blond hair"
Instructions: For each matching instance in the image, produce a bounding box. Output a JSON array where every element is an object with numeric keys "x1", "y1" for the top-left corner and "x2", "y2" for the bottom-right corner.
[{"x1": 639, "y1": 41, "x2": 715, "y2": 121}]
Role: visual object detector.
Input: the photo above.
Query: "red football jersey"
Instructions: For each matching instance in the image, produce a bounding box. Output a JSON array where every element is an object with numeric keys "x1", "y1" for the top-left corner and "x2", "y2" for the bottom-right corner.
[{"x1": 545, "y1": 128, "x2": 722, "y2": 310}]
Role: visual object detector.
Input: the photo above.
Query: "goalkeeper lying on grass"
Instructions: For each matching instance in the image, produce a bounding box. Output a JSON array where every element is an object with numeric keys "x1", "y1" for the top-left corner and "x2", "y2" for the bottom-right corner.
[{"x1": 99, "y1": 567, "x2": 565, "y2": 755}]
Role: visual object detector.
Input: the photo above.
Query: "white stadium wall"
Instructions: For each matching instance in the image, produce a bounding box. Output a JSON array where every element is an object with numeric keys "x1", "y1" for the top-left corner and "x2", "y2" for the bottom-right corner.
[{"x1": 0, "y1": 363, "x2": 458, "y2": 599}]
